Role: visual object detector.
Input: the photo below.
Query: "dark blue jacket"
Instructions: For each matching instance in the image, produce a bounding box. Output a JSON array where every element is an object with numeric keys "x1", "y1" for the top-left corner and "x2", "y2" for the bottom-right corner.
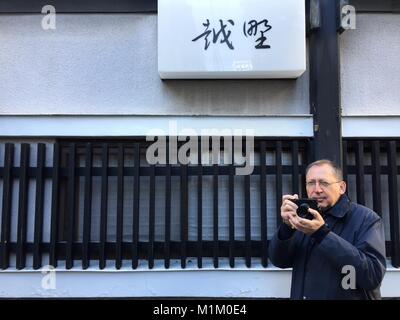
[{"x1": 268, "y1": 195, "x2": 386, "y2": 300}]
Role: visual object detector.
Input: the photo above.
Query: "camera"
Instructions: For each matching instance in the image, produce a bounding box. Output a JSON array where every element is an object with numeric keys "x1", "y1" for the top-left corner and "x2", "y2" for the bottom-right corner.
[{"x1": 292, "y1": 199, "x2": 319, "y2": 220}]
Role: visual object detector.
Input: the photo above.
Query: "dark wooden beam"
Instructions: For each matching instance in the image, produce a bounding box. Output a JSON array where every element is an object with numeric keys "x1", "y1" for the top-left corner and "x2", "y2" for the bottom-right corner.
[
  {"x1": 0, "y1": 0, "x2": 157, "y2": 13},
  {"x1": 1, "y1": 0, "x2": 398, "y2": 13},
  {"x1": 309, "y1": 0, "x2": 342, "y2": 165},
  {"x1": 350, "y1": 0, "x2": 400, "y2": 13}
]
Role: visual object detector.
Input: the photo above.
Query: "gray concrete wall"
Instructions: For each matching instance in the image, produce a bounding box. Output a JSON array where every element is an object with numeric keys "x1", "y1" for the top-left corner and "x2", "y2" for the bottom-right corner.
[
  {"x1": 0, "y1": 14, "x2": 309, "y2": 116},
  {"x1": 340, "y1": 14, "x2": 400, "y2": 115}
]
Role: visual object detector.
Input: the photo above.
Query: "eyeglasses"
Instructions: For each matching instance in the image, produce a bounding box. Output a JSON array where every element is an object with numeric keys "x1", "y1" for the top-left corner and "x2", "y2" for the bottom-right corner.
[{"x1": 306, "y1": 180, "x2": 342, "y2": 189}]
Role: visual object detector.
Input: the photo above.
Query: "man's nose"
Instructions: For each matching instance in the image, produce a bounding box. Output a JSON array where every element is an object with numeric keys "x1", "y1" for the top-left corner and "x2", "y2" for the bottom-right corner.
[{"x1": 314, "y1": 183, "x2": 324, "y2": 192}]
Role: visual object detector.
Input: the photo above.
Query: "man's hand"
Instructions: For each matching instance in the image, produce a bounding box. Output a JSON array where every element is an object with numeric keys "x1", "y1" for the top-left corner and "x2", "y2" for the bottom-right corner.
[
  {"x1": 281, "y1": 194, "x2": 299, "y2": 229},
  {"x1": 288, "y1": 208, "x2": 325, "y2": 235}
]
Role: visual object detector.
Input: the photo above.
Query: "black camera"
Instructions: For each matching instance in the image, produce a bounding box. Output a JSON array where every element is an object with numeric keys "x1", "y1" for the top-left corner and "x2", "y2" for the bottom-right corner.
[{"x1": 292, "y1": 199, "x2": 319, "y2": 220}]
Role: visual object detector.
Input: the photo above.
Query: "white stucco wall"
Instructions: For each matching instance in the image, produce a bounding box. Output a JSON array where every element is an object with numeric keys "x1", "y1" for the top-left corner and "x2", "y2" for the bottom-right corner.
[
  {"x1": 0, "y1": 14, "x2": 309, "y2": 116},
  {"x1": 1, "y1": 13, "x2": 399, "y2": 117},
  {"x1": 340, "y1": 14, "x2": 400, "y2": 115}
]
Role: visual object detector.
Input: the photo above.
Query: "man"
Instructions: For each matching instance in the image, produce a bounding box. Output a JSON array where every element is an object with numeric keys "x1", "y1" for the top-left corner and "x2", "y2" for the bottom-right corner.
[{"x1": 269, "y1": 159, "x2": 386, "y2": 299}]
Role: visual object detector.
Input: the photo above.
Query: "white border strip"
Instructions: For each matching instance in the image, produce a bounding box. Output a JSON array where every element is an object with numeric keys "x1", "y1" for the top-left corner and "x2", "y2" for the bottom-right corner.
[
  {"x1": 2, "y1": 115, "x2": 400, "y2": 138},
  {"x1": 0, "y1": 261, "x2": 399, "y2": 298},
  {"x1": 343, "y1": 116, "x2": 400, "y2": 137},
  {"x1": 0, "y1": 115, "x2": 313, "y2": 137}
]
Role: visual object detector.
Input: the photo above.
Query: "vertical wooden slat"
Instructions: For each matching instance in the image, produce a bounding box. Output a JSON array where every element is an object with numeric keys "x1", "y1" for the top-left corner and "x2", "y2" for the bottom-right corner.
[
  {"x1": 342, "y1": 140, "x2": 348, "y2": 183},
  {"x1": 275, "y1": 141, "x2": 283, "y2": 228},
  {"x1": 228, "y1": 146, "x2": 235, "y2": 268},
  {"x1": 180, "y1": 163, "x2": 188, "y2": 269},
  {"x1": 197, "y1": 137, "x2": 203, "y2": 268},
  {"x1": 292, "y1": 141, "x2": 299, "y2": 195},
  {"x1": 65, "y1": 143, "x2": 76, "y2": 270},
  {"x1": 244, "y1": 173, "x2": 251, "y2": 268},
  {"x1": 148, "y1": 164, "x2": 155, "y2": 269},
  {"x1": 99, "y1": 143, "x2": 108, "y2": 269},
  {"x1": 302, "y1": 140, "x2": 312, "y2": 198},
  {"x1": 259, "y1": 141, "x2": 268, "y2": 267},
  {"x1": 371, "y1": 141, "x2": 382, "y2": 216},
  {"x1": 132, "y1": 143, "x2": 140, "y2": 269},
  {"x1": 0, "y1": 143, "x2": 14, "y2": 269},
  {"x1": 82, "y1": 143, "x2": 92, "y2": 269},
  {"x1": 49, "y1": 143, "x2": 60, "y2": 268},
  {"x1": 388, "y1": 141, "x2": 400, "y2": 267},
  {"x1": 164, "y1": 140, "x2": 171, "y2": 268},
  {"x1": 33, "y1": 143, "x2": 45, "y2": 269},
  {"x1": 16, "y1": 143, "x2": 30, "y2": 269},
  {"x1": 115, "y1": 144, "x2": 124, "y2": 269},
  {"x1": 355, "y1": 141, "x2": 365, "y2": 205},
  {"x1": 213, "y1": 163, "x2": 219, "y2": 268}
]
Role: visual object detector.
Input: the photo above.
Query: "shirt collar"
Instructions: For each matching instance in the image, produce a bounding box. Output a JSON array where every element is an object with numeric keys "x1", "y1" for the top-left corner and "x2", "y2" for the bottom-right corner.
[{"x1": 323, "y1": 194, "x2": 351, "y2": 219}]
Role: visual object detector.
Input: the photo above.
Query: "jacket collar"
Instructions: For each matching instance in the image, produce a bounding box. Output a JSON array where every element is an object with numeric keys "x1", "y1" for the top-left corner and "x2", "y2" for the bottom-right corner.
[{"x1": 323, "y1": 194, "x2": 351, "y2": 219}]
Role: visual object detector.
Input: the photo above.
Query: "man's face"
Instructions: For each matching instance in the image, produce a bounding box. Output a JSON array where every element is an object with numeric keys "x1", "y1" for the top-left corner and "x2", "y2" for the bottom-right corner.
[{"x1": 306, "y1": 164, "x2": 346, "y2": 211}]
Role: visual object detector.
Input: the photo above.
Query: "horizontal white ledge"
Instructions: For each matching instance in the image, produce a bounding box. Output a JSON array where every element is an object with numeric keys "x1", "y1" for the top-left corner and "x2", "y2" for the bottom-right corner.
[
  {"x1": 1, "y1": 115, "x2": 399, "y2": 138},
  {"x1": 342, "y1": 116, "x2": 400, "y2": 137},
  {"x1": 0, "y1": 115, "x2": 313, "y2": 137},
  {"x1": 0, "y1": 259, "x2": 399, "y2": 298}
]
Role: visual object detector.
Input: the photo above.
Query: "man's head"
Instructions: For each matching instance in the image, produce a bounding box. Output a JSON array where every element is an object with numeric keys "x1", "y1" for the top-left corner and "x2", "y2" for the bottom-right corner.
[{"x1": 305, "y1": 159, "x2": 346, "y2": 211}]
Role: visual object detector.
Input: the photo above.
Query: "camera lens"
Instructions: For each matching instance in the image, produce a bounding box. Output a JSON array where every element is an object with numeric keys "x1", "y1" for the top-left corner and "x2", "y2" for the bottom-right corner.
[
  {"x1": 297, "y1": 203, "x2": 310, "y2": 217},
  {"x1": 300, "y1": 203, "x2": 310, "y2": 210}
]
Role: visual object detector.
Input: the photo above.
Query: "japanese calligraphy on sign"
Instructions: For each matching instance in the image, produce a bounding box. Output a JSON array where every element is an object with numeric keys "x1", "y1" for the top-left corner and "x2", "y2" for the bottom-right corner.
[
  {"x1": 158, "y1": 0, "x2": 306, "y2": 79},
  {"x1": 192, "y1": 19, "x2": 272, "y2": 50}
]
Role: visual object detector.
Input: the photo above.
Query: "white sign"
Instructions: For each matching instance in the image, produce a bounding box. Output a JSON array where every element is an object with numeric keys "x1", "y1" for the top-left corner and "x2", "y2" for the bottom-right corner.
[{"x1": 158, "y1": 0, "x2": 306, "y2": 79}]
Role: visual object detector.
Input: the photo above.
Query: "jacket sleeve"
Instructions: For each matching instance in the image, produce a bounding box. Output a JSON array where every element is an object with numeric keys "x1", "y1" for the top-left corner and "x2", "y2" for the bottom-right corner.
[
  {"x1": 268, "y1": 224, "x2": 298, "y2": 269},
  {"x1": 317, "y1": 217, "x2": 386, "y2": 290}
]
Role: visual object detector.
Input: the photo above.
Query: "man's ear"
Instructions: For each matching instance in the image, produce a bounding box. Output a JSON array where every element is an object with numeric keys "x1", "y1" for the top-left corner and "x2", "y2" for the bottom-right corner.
[{"x1": 339, "y1": 181, "x2": 347, "y2": 195}]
